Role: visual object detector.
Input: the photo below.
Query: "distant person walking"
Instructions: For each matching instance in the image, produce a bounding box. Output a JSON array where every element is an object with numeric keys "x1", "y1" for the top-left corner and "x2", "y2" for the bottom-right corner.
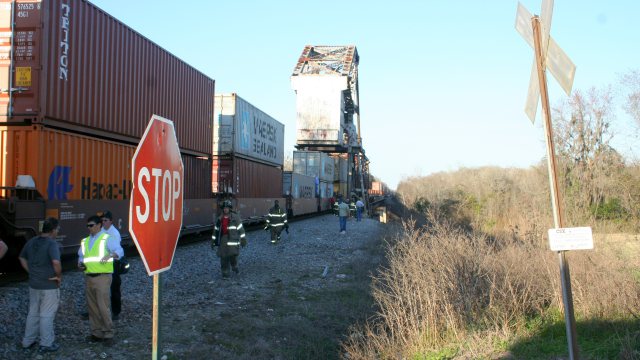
[
  {"x1": 100, "y1": 210, "x2": 124, "y2": 320},
  {"x1": 265, "y1": 200, "x2": 288, "y2": 244},
  {"x1": 356, "y1": 198, "x2": 365, "y2": 222},
  {"x1": 19, "y1": 218, "x2": 62, "y2": 353},
  {"x1": 338, "y1": 199, "x2": 349, "y2": 234},
  {"x1": 212, "y1": 200, "x2": 247, "y2": 279}
]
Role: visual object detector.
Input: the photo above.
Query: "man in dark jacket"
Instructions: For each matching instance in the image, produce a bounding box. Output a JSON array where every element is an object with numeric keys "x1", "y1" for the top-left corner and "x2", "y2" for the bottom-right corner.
[
  {"x1": 19, "y1": 218, "x2": 62, "y2": 353},
  {"x1": 265, "y1": 200, "x2": 288, "y2": 244},
  {"x1": 212, "y1": 200, "x2": 247, "y2": 278}
]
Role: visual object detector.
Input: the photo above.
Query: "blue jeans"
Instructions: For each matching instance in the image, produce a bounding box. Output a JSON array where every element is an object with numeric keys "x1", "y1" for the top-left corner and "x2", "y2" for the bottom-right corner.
[
  {"x1": 23, "y1": 288, "x2": 60, "y2": 347},
  {"x1": 339, "y1": 216, "x2": 347, "y2": 232},
  {"x1": 356, "y1": 207, "x2": 362, "y2": 221}
]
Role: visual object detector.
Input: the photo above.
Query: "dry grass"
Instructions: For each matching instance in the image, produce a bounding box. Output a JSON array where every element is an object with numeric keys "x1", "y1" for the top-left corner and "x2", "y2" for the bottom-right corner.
[{"x1": 342, "y1": 218, "x2": 640, "y2": 359}]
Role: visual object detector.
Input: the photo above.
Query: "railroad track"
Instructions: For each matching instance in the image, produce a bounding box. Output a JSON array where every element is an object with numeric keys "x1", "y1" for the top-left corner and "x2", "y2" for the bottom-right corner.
[{"x1": 0, "y1": 210, "x2": 330, "y2": 287}]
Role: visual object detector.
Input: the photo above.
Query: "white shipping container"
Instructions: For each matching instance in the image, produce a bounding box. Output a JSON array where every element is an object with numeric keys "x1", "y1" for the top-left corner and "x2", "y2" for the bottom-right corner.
[
  {"x1": 214, "y1": 93, "x2": 285, "y2": 166},
  {"x1": 291, "y1": 76, "x2": 350, "y2": 146},
  {"x1": 283, "y1": 172, "x2": 317, "y2": 199}
]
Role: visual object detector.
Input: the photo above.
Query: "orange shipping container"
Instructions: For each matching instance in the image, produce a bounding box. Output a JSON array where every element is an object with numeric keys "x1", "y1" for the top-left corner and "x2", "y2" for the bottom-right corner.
[{"x1": 0, "y1": 125, "x2": 211, "y2": 200}]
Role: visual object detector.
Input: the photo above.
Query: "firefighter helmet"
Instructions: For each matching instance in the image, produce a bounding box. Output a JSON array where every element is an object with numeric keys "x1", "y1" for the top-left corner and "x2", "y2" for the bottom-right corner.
[{"x1": 221, "y1": 200, "x2": 233, "y2": 209}]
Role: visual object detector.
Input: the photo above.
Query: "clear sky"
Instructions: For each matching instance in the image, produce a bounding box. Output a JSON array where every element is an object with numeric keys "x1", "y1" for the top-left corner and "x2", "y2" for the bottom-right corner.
[{"x1": 90, "y1": 0, "x2": 639, "y2": 190}]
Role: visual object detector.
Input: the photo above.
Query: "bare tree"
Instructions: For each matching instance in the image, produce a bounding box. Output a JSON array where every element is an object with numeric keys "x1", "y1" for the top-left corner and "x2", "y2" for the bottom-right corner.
[
  {"x1": 621, "y1": 69, "x2": 640, "y2": 128},
  {"x1": 553, "y1": 86, "x2": 624, "y2": 221},
  {"x1": 283, "y1": 154, "x2": 293, "y2": 171}
]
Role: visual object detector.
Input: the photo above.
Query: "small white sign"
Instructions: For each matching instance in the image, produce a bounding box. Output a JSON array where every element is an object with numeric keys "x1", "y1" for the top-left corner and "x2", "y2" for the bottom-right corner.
[{"x1": 548, "y1": 227, "x2": 594, "y2": 251}]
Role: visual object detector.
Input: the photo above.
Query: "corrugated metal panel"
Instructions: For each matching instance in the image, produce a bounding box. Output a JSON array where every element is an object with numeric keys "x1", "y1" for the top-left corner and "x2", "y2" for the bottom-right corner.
[
  {"x1": 212, "y1": 156, "x2": 282, "y2": 198},
  {"x1": 212, "y1": 157, "x2": 233, "y2": 193},
  {"x1": 2, "y1": 0, "x2": 214, "y2": 155},
  {"x1": 292, "y1": 151, "x2": 334, "y2": 181},
  {"x1": 282, "y1": 172, "x2": 316, "y2": 199},
  {"x1": 291, "y1": 76, "x2": 345, "y2": 146},
  {"x1": 235, "y1": 197, "x2": 285, "y2": 221},
  {"x1": 213, "y1": 94, "x2": 285, "y2": 166},
  {"x1": 182, "y1": 155, "x2": 212, "y2": 199},
  {"x1": 0, "y1": 125, "x2": 210, "y2": 200}
]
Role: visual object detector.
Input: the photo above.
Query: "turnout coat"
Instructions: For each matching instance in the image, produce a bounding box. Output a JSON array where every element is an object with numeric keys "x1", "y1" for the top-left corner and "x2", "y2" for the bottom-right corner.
[{"x1": 212, "y1": 212, "x2": 246, "y2": 257}]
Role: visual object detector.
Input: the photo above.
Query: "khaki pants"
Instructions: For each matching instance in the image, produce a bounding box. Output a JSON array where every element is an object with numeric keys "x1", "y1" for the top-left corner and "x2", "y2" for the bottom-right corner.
[{"x1": 85, "y1": 274, "x2": 113, "y2": 339}]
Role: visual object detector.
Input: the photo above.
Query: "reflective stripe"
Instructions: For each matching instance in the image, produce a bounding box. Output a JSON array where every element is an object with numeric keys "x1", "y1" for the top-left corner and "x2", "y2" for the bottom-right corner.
[
  {"x1": 82, "y1": 233, "x2": 113, "y2": 273},
  {"x1": 272, "y1": 223, "x2": 285, "y2": 227},
  {"x1": 227, "y1": 242, "x2": 240, "y2": 246},
  {"x1": 240, "y1": 234, "x2": 246, "y2": 239},
  {"x1": 83, "y1": 256, "x2": 114, "y2": 263},
  {"x1": 237, "y1": 224, "x2": 244, "y2": 230}
]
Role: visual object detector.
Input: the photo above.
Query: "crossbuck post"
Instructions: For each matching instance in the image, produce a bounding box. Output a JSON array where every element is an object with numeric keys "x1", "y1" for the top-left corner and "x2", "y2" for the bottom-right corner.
[{"x1": 516, "y1": 1, "x2": 579, "y2": 358}]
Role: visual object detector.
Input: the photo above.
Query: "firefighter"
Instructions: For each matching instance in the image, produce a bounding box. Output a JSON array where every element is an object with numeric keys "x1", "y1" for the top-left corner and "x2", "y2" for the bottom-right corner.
[
  {"x1": 264, "y1": 200, "x2": 288, "y2": 244},
  {"x1": 349, "y1": 199, "x2": 357, "y2": 218},
  {"x1": 211, "y1": 200, "x2": 246, "y2": 279}
]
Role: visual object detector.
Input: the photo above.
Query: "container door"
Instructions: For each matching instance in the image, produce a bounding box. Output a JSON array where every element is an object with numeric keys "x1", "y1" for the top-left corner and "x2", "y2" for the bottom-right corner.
[
  {"x1": 7, "y1": 0, "x2": 41, "y2": 119},
  {"x1": 0, "y1": 2, "x2": 13, "y2": 119}
]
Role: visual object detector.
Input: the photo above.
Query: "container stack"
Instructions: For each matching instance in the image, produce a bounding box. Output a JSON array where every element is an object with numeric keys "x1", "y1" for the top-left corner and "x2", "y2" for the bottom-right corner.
[
  {"x1": 290, "y1": 45, "x2": 371, "y2": 204},
  {"x1": 213, "y1": 93, "x2": 285, "y2": 220},
  {"x1": 0, "y1": 0, "x2": 216, "y2": 253}
]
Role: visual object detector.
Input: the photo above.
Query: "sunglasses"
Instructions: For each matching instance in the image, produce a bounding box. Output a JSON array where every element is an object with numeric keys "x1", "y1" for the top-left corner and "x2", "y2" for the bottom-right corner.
[{"x1": 87, "y1": 223, "x2": 97, "y2": 228}]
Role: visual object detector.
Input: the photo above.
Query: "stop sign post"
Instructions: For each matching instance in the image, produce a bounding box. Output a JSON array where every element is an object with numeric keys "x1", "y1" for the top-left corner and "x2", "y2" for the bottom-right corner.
[
  {"x1": 130, "y1": 115, "x2": 184, "y2": 359},
  {"x1": 129, "y1": 114, "x2": 184, "y2": 275}
]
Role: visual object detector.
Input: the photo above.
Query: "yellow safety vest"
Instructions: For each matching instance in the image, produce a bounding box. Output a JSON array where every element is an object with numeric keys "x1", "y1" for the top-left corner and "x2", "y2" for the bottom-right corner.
[{"x1": 80, "y1": 233, "x2": 113, "y2": 273}]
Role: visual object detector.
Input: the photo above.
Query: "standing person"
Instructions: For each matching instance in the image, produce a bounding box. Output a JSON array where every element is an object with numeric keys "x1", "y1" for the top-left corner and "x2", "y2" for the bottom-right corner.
[
  {"x1": 264, "y1": 200, "x2": 288, "y2": 244},
  {"x1": 211, "y1": 200, "x2": 247, "y2": 279},
  {"x1": 349, "y1": 199, "x2": 357, "y2": 218},
  {"x1": 333, "y1": 198, "x2": 340, "y2": 216},
  {"x1": 338, "y1": 199, "x2": 349, "y2": 234},
  {"x1": 19, "y1": 218, "x2": 62, "y2": 353},
  {"x1": 285, "y1": 192, "x2": 294, "y2": 218},
  {"x1": 78, "y1": 215, "x2": 123, "y2": 343},
  {"x1": 356, "y1": 198, "x2": 365, "y2": 222},
  {"x1": 100, "y1": 211, "x2": 123, "y2": 320},
  {"x1": 0, "y1": 239, "x2": 7, "y2": 259}
]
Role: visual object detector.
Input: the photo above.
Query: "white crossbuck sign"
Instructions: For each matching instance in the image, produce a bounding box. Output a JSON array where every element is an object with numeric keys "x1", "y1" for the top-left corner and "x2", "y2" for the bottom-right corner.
[{"x1": 515, "y1": 0, "x2": 576, "y2": 123}]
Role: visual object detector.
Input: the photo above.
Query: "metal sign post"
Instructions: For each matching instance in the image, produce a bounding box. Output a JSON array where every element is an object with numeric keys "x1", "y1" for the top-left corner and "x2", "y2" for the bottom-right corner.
[{"x1": 516, "y1": 1, "x2": 579, "y2": 358}]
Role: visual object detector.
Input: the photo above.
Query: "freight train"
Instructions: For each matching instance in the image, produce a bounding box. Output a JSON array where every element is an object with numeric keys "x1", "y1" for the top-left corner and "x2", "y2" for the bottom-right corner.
[{"x1": 0, "y1": 0, "x2": 353, "y2": 269}]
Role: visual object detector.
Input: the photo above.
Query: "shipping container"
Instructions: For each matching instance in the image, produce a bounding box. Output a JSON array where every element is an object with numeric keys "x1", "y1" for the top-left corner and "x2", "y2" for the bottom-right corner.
[
  {"x1": 292, "y1": 151, "x2": 334, "y2": 182},
  {"x1": 290, "y1": 45, "x2": 360, "y2": 148},
  {"x1": 234, "y1": 197, "x2": 285, "y2": 223},
  {"x1": 319, "y1": 180, "x2": 333, "y2": 198},
  {"x1": 0, "y1": 125, "x2": 213, "y2": 253},
  {"x1": 213, "y1": 94, "x2": 285, "y2": 166},
  {"x1": 212, "y1": 156, "x2": 282, "y2": 198},
  {"x1": 282, "y1": 171, "x2": 316, "y2": 199},
  {"x1": 331, "y1": 154, "x2": 349, "y2": 182},
  {"x1": 0, "y1": 0, "x2": 215, "y2": 155}
]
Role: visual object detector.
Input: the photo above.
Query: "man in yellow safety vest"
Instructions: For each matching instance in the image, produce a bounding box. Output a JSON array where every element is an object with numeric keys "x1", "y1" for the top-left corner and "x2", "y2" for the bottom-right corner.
[{"x1": 77, "y1": 215, "x2": 123, "y2": 343}]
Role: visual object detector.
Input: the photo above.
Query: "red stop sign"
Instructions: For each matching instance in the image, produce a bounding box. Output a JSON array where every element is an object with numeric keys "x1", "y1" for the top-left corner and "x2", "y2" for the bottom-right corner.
[{"x1": 129, "y1": 115, "x2": 184, "y2": 275}]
